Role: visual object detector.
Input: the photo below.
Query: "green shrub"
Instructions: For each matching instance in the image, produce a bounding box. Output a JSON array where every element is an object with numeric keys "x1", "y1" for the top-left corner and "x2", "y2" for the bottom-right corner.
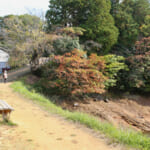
[
  {"x1": 103, "y1": 55, "x2": 128, "y2": 89},
  {"x1": 84, "y1": 40, "x2": 102, "y2": 55},
  {"x1": 126, "y1": 55, "x2": 150, "y2": 92},
  {"x1": 53, "y1": 36, "x2": 81, "y2": 55},
  {"x1": 118, "y1": 37, "x2": 150, "y2": 92}
]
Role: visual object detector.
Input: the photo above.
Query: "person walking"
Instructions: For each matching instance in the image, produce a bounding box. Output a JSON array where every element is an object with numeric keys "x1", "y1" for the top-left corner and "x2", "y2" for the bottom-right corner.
[{"x1": 3, "y1": 70, "x2": 8, "y2": 83}]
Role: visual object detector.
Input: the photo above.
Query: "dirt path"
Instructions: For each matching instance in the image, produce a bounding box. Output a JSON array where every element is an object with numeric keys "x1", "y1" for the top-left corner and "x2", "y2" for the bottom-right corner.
[{"x1": 0, "y1": 83, "x2": 124, "y2": 150}]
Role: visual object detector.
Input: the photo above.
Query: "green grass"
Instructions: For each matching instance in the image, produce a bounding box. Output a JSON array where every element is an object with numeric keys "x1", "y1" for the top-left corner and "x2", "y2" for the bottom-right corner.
[
  {"x1": 11, "y1": 81, "x2": 150, "y2": 150},
  {"x1": 0, "y1": 120, "x2": 17, "y2": 126}
]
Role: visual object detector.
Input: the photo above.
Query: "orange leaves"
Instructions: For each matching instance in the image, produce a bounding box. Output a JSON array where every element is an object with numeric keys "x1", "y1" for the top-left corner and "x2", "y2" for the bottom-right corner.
[
  {"x1": 89, "y1": 53, "x2": 105, "y2": 70},
  {"x1": 47, "y1": 49, "x2": 107, "y2": 96}
]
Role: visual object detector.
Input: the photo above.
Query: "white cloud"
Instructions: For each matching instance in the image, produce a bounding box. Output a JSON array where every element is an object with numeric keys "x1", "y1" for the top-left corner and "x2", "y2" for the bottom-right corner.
[{"x1": 0, "y1": 0, "x2": 49, "y2": 16}]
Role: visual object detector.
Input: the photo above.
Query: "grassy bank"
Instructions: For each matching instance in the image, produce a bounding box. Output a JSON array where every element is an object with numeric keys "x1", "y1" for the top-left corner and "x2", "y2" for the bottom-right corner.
[{"x1": 11, "y1": 81, "x2": 150, "y2": 150}]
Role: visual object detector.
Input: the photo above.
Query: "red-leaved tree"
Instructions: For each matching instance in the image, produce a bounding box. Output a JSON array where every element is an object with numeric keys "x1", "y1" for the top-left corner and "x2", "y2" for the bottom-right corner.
[{"x1": 40, "y1": 49, "x2": 107, "y2": 96}]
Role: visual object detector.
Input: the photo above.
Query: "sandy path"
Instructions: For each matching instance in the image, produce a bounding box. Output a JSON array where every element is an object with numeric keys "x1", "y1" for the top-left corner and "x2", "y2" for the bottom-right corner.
[{"x1": 0, "y1": 83, "x2": 123, "y2": 150}]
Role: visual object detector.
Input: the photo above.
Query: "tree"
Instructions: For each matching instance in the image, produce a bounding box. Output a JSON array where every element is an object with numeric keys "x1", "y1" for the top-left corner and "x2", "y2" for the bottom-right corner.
[
  {"x1": 46, "y1": 0, "x2": 119, "y2": 53},
  {"x1": 0, "y1": 15, "x2": 43, "y2": 47},
  {"x1": 53, "y1": 36, "x2": 81, "y2": 55},
  {"x1": 115, "y1": 9, "x2": 139, "y2": 47},
  {"x1": 110, "y1": 0, "x2": 120, "y2": 16},
  {"x1": 133, "y1": 0, "x2": 150, "y2": 26},
  {"x1": 0, "y1": 15, "x2": 45, "y2": 68},
  {"x1": 35, "y1": 49, "x2": 107, "y2": 96},
  {"x1": 113, "y1": 0, "x2": 150, "y2": 48},
  {"x1": 81, "y1": 0, "x2": 119, "y2": 53},
  {"x1": 119, "y1": 37, "x2": 150, "y2": 92},
  {"x1": 46, "y1": 0, "x2": 88, "y2": 29},
  {"x1": 114, "y1": 0, "x2": 139, "y2": 47},
  {"x1": 140, "y1": 15, "x2": 150, "y2": 37}
]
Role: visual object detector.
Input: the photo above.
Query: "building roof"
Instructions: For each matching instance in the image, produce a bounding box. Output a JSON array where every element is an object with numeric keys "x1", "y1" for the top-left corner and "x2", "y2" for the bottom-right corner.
[{"x1": 0, "y1": 50, "x2": 9, "y2": 62}]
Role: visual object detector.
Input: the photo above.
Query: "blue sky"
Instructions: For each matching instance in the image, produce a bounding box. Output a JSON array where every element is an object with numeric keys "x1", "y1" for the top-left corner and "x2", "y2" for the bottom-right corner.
[{"x1": 0, "y1": 0, "x2": 49, "y2": 17}]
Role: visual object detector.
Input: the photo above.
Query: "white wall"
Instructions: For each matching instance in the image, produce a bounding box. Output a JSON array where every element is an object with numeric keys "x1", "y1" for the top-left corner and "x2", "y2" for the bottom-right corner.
[
  {"x1": 0, "y1": 50, "x2": 9, "y2": 62},
  {"x1": 0, "y1": 50, "x2": 9, "y2": 74}
]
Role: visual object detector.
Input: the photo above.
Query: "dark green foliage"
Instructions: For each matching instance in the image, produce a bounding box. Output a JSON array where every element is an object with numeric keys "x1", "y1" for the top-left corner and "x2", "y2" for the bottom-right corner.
[
  {"x1": 46, "y1": 0, "x2": 119, "y2": 53},
  {"x1": 80, "y1": 0, "x2": 119, "y2": 53},
  {"x1": 84, "y1": 40, "x2": 102, "y2": 55},
  {"x1": 117, "y1": 37, "x2": 150, "y2": 92},
  {"x1": 113, "y1": 0, "x2": 150, "y2": 49},
  {"x1": 53, "y1": 36, "x2": 81, "y2": 55},
  {"x1": 126, "y1": 56, "x2": 150, "y2": 92},
  {"x1": 132, "y1": 0, "x2": 150, "y2": 26},
  {"x1": 114, "y1": 1, "x2": 139, "y2": 47},
  {"x1": 110, "y1": 0, "x2": 120, "y2": 16},
  {"x1": 115, "y1": 11, "x2": 139, "y2": 47},
  {"x1": 46, "y1": 0, "x2": 70, "y2": 29}
]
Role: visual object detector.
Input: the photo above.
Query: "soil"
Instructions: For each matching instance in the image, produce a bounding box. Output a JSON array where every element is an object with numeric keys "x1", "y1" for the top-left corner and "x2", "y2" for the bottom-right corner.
[
  {"x1": 0, "y1": 83, "x2": 126, "y2": 150},
  {"x1": 61, "y1": 94, "x2": 150, "y2": 134}
]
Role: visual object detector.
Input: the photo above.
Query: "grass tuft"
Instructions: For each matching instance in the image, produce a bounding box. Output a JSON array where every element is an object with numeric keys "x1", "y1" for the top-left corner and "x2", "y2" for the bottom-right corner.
[
  {"x1": 11, "y1": 81, "x2": 150, "y2": 150},
  {"x1": 0, "y1": 120, "x2": 17, "y2": 126}
]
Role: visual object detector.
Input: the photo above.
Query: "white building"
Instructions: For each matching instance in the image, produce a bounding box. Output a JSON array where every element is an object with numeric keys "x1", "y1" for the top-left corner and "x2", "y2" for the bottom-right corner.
[{"x1": 0, "y1": 50, "x2": 9, "y2": 74}]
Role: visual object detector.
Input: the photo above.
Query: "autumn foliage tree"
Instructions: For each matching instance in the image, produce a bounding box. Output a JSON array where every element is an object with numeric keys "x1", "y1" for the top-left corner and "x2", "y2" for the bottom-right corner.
[{"x1": 38, "y1": 49, "x2": 107, "y2": 96}]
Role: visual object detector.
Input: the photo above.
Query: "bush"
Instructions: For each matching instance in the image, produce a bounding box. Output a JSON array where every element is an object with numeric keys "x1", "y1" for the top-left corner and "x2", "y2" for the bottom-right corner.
[
  {"x1": 38, "y1": 49, "x2": 107, "y2": 96},
  {"x1": 118, "y1": 37, "x2": 150, "y2": 92},
  {"x1": 59, "y1": 27, "x2": 86, "y2": 37},
  {"x1": 103, "y1": 55, "x2": 128, "y2": 89},
  {"x1": 135, "y1": 37, "x2": 150, "y2": 55},
  {"x1": 84, "y1": 40, "x2": 102, "y2": 55},
  {"x1": 53, "y1": 36, "x2": 81, "y2": 55},
  {"x1": 126, "y1": 55, "x2": 150, "y2": 92}
]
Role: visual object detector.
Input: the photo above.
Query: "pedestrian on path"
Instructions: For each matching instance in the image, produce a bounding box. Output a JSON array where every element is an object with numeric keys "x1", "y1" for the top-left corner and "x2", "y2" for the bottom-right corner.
[{"x1": 3, "y1": 70, "x2": 8, "y2": 83}]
